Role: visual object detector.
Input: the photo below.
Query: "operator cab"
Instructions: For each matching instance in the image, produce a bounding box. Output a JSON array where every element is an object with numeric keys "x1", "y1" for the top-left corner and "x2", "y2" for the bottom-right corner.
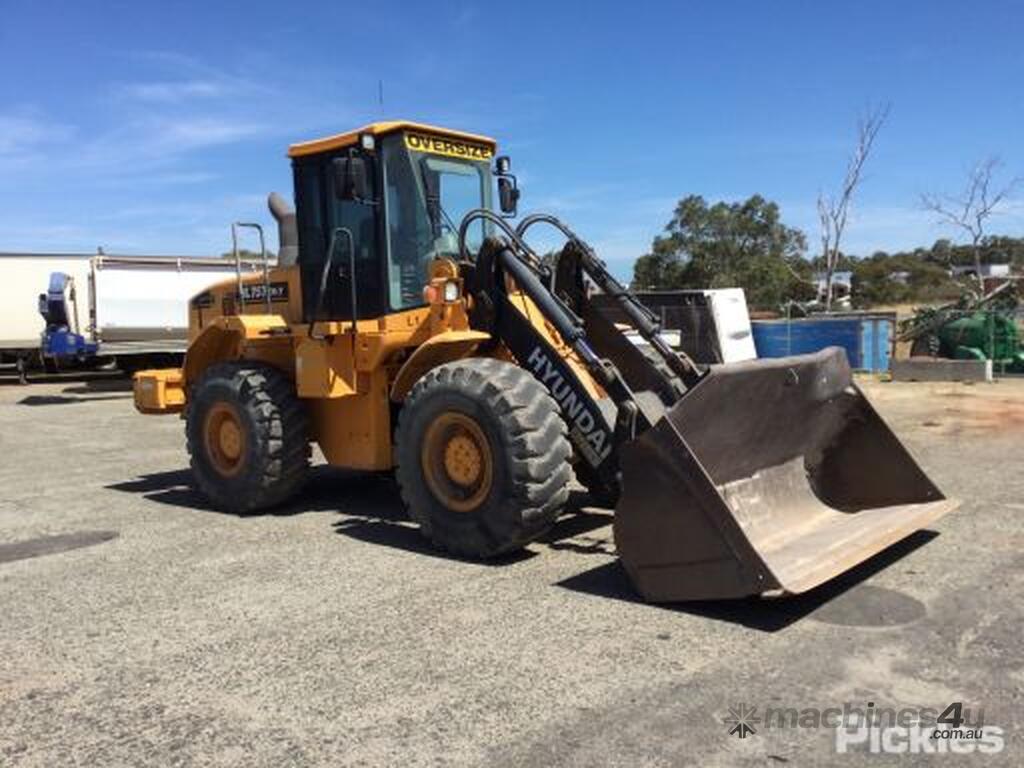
[{"x1": 286, "y1": 122, "x2": 518, "y2": 323}]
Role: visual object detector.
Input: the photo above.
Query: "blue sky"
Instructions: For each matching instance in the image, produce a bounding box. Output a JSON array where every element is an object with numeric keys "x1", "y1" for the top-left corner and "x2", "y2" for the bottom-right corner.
[{"x1": 2, "y1": 0, "x2": 1023, "y2": 278}]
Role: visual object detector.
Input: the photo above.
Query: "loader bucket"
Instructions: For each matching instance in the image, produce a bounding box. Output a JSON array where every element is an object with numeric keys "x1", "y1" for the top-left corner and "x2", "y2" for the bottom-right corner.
[{"x1": 614, "y1": 347, "x2": 957, "y2": 602}]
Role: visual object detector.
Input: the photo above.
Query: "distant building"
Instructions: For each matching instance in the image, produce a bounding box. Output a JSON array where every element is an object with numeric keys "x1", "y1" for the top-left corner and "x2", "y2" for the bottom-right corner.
[
  {"x1": 951, "y1": 263, "x2": 1011, "y2": 279},
  {"x1": 888, "y1": 270, "x2": 911, "y2": 285},
  {"x1": 813, "y1": 270, "x2": 853, "y2": 301}
]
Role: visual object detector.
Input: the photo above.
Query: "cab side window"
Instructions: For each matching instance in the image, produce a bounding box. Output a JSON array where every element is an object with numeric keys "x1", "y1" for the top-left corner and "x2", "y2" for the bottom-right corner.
[
  {"x1": 329, "y1": 168, "x2": 381, "y2": 319},
  {"x1": 294, "y1": 159, "x2": 326, "y2": 321}
]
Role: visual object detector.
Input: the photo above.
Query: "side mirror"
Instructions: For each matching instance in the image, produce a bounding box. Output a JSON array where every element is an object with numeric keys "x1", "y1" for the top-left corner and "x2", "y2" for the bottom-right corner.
[
  {"x1": 333, "y1": 156, "x2": 369, "y2": 201},
  {"x1": 495, "y1": 155, "x2": 511, "y2": 175},
  {"x1": 498, "y1": 176, "x2": 520, "y2": 215}
]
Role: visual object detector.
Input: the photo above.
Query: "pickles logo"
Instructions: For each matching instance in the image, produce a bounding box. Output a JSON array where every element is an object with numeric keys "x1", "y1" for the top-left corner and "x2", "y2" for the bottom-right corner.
[
  {"x1": 724, "y1": 704, "x2": 760, "y2": 739},
  {"x1": 404, "y1": 132, "x2": 495, "y2": 161}
]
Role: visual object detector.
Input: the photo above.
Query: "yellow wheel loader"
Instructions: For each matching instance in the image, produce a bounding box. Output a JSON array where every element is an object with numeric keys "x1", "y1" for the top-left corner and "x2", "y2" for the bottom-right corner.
[{"x1": 134, "y1": 121, "x2": 957, "y2": 601}]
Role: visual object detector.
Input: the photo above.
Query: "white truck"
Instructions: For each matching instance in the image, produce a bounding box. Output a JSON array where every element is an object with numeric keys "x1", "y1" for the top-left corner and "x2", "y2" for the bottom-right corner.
[
  {"x1": 0, "y1": 252, "x2": 91, "y2": 362},
  {"x1": 2, "y1": 252, "x2": 263, "y2": 380}
]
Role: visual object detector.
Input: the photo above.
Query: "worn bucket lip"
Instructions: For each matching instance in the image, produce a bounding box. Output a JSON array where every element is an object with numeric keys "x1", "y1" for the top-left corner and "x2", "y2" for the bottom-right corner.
[
  {"x1": 760, "y1": 497, "x2": 959, "y2": 596},
  {"x1": 613, "y1": 346, "x2": 959, "y2": 603}
]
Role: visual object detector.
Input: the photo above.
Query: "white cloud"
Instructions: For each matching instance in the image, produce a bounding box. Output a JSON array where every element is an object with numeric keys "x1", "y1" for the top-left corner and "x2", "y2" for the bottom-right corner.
[
  {"x1": 152, "y1": 117, "x2": 268, "y2": 149},
  {"x1": 0, "y1": 113, "x2": 74, "y2": 157},
  {"x1": 57, "y1": 116, "x2": 270, "y2": 179},
  {"x1": 0, "y1": 191, "x2": 275, "y2": 255},
  {"x1": 116, "y1": 80, "x2": 227, "y2": 103},
  {"x1": 0, "y1": 52, "x2": 350, "y2": 256}
]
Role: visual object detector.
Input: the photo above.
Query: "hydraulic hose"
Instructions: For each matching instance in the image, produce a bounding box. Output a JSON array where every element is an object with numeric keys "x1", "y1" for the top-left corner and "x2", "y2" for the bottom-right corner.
[{"x1": 513, "y1": 213, "x2": 702, "y2": 386}]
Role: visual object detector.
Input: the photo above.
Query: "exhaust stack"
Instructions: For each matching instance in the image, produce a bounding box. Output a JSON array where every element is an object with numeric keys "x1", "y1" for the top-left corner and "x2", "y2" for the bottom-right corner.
[{"x1": 268, "y1": 192, "x2": 299, "y2": 266}]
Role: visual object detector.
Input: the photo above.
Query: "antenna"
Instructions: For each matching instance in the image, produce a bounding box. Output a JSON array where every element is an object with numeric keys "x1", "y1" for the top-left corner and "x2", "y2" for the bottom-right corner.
[{"x1": 378, "y1": 79, "x2": 384, "y2": 114}]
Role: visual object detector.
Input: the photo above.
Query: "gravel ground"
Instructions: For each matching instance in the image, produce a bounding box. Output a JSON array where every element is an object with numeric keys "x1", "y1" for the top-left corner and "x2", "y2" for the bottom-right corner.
[{"x1": 0, "y1": 373, "x2": 1021, "y2": 766}]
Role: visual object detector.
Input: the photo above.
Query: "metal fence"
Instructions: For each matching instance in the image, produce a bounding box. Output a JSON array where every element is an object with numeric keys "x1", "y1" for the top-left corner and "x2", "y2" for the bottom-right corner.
[{"x1": 751, "y1": 311, "x2": 896, "y2": 372}]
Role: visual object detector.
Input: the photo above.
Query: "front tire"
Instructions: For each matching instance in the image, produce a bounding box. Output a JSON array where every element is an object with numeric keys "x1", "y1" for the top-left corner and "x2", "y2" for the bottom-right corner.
[
  {"x1": 186, "y1": 362, "x2": 310, "y2": 513},
  {"x1": 395, "y1": 358, "x2": 572, "y2": 557}
]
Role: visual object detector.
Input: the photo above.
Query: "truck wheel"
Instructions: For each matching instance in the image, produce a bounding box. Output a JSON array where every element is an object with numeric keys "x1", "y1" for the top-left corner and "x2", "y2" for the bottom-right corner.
[
  {"x1": 910, "y1": 335, "x2": 940, "y2": 358},
  {"x1": 186, "y1": 362, "x2": 310, "y2": 513},
  {"x1": 396, "y1": 358, "x2": 572, "y2": 557}
]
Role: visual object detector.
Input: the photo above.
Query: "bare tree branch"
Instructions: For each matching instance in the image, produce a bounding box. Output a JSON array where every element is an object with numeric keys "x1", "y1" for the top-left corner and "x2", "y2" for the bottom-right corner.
[
  {"x1": 921, "y1": 156, "x2": 1021, "y2": 288},
  {"x1": 818, "y1": 102, "x2": 890, "y2": 310}
]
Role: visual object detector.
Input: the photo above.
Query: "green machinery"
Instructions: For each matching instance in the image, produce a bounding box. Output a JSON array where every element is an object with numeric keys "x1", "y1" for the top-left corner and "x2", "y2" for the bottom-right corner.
[{"x1": 900, "y1": 282, "x2": 1024, "y2": 372}]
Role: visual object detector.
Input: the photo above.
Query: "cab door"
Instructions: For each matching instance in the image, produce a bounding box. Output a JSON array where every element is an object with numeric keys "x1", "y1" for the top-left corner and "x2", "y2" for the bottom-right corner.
[{"x1": 294, "y1": 153, "x2": 386, "y2": 323}]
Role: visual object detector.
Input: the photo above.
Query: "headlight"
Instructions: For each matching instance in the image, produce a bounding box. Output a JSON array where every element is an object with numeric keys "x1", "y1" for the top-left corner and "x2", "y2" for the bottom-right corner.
[{"x1": 423, "y1": 279, "x2": 461, "y2": 305}]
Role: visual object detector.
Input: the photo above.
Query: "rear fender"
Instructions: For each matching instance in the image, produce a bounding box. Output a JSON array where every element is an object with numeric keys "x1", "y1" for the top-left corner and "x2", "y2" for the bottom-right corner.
[
  {"x1": 183, "y1": 323, "x2": 243, "y2": 387},
  {"x1": 183, "y1": 314, "x2": 290, "y2": 388}
]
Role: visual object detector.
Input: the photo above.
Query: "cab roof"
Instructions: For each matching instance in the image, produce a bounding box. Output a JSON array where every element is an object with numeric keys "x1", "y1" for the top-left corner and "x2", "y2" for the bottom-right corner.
[{"x1": 287, "y1": 120, "x2": 497, "y2": 158}]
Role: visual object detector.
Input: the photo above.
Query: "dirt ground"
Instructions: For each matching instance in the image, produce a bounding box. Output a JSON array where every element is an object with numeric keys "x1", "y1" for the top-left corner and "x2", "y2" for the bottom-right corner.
[{"x1": 0, "y1": 372, "x2": 1021, "y2": 766}]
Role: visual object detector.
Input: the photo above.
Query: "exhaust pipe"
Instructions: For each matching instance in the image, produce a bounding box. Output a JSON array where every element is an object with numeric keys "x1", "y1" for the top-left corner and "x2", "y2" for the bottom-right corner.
[{"x1": 268, "y1": 192, "x2": 299, "y2": 266}]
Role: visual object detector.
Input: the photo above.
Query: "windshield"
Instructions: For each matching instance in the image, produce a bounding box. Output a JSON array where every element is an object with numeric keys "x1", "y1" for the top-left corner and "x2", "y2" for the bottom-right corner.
[{"x1": 382, "y1": 133, "x2": 492, "y2": 310}]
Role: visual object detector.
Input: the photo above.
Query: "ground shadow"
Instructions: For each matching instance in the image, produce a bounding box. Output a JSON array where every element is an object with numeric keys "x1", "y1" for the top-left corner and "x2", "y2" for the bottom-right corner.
[
  {"x1": 556, "y1": 530, "x2": 940, "y2": 632},
  {"x1": 332, "y1": 482, "x2": 612, "y2": 563},
  {"x1": 108, "y1": 465, "x2": 614, "y2": 565},
  {"x1": 0, "y1": 530, "x2": 119, "y2": 565},
  {"x1": 106, "y1": 466, "x2": 362, "y2": 517},
  {"x1": 538, "y1": 506, "x2": 615, "y2": 555},
  {"x1": 107, "y1": 468, "x2": 212, "y2": 511},
  {"x1": 17, "y1": 393, "x2": 130, "y2": 406},
  {"x1": 107, "y1": 465, "x2": 940, "y2": 622},
  {"x1": 63, "y1": 378, "x2": 133, "y2": 394},
  {"x1": 332, "y1": 517, "x2": 538, "y2": 564},
  {"x1": 0, "y1": 368, "x2": 123, "y2": 388}
]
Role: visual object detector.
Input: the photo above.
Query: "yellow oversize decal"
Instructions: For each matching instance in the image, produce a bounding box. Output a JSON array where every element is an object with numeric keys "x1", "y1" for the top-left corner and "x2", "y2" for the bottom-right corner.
[{"x1": 404, "y1": 132, "x2": 494, "y2": 161}]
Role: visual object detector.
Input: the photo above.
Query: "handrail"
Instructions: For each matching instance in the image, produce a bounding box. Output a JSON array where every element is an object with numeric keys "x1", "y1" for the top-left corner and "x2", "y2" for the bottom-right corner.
[
  {"x1": 231, "y1": 222, "x2": 270, "y2": 313},
  {"x1": 310, "y1": 228, "x2": 357, "y2": 362}
]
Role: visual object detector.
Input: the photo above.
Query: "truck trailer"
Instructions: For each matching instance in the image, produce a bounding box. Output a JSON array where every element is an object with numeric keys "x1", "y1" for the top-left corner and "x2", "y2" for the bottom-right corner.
[
  {"x1": 0, "y1": 252, "x2": 265, "y2": 381},
  {"x1": 1, "y1": 252, "x2": 93, "y2": 380},
  {"x1": 38, "y1": 254, "x2": 267, "y2": 375}
]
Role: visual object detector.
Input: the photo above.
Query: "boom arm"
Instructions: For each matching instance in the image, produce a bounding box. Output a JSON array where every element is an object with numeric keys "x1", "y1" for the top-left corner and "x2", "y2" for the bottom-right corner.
[
  {"x1": 458, "y1": 210, "x2": 703, "y2": 491},
  {"x1": 513, "y1": 213, "x2": 702, "y2": 387}
]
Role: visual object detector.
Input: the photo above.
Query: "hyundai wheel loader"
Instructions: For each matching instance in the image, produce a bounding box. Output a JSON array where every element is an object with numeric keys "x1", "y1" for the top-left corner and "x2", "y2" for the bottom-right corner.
[{"x1": 134, "y1": 121, "x2": 957, "y2": 602}]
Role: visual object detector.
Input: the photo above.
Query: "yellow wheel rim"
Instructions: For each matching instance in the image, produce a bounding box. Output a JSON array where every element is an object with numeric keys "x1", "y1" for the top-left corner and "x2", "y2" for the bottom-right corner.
[
  {"x1": 204, "y1": 402, "x2": 246, "y2": 477},
  {"x1": 421, "y1": 411, "x2": 494, "y2": 513}
]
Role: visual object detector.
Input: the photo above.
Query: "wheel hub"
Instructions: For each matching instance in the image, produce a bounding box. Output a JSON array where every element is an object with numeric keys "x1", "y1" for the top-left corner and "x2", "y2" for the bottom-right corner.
[
  {"x1": 204, "y1": 402, "x2": 246, "y2": 477},
  {"x1": 218, "y1": 419, "x2": 242, "y2": 460},
  {"x1": 444, "y1": 434, "x2": 483, "y2": 486},
  {"x1": 422, "y1": 412, "x2": 493, "y2": 513}
]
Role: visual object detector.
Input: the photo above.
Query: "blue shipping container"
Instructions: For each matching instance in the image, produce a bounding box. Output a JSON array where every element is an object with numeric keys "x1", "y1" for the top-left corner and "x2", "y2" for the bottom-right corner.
[{"x1": 751, "y1": 317, "x2": 892, "y2": 371}]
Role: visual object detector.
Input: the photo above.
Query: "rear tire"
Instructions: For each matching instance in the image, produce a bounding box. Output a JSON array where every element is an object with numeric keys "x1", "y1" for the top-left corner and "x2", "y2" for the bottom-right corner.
[
  {"x1": 910, "y1": 335, "x2": 940, "y2": 358},
  {"x1": 186, "y1": 362, "x2": 310, "y2": 513},
  {"x1": 395, "y1": 358, "x2": 572, "y2": 557}
]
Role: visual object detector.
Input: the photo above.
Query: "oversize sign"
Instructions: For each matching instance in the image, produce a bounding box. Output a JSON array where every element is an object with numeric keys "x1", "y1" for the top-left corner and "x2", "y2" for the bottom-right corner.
[{"x1": 404, "y1": 132, "x2": 495, "y2": 161}]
